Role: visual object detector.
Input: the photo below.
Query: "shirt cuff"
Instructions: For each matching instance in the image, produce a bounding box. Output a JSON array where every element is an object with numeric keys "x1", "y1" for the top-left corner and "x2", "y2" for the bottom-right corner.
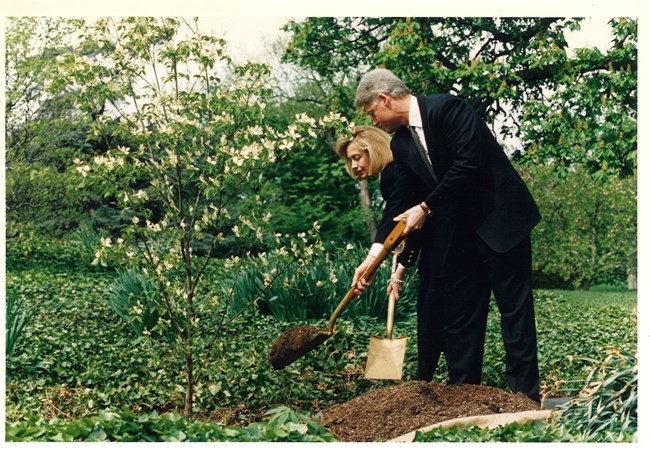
[{"x1": 369, "y1": 243, "x2": 384, "y2": 258}]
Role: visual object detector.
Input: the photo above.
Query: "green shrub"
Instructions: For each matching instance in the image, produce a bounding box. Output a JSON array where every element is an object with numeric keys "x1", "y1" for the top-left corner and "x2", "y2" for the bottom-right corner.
[{"x1": 5, "y1": 231, "x2": 105, "y2": 273}]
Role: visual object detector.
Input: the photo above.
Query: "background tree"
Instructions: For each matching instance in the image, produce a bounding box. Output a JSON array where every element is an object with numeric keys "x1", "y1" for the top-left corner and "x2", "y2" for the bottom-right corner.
[
  {"x1": 260, "y1": 71, "x2": 372, "y2": 243},
  {"x1": 518, "y1": 19, "x2": 637, "y2": 180},
  {"x1": 282, "y1": 17, "x2": 637, "y2": 178},
  {"x1": 527, "y1": 165, "x2": 636, "y2": 289},
  {"x1": 5, "y1": 17, "x2": 93, "y2": 236}
]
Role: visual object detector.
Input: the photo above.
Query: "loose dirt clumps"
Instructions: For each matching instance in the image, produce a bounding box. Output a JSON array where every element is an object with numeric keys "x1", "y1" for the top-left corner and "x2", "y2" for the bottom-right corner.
[
  {"x1": 320, "y1": 381, "x2": 542, "y2": 442},
  {"x1": 269, "y1": 325, "x2": 325, "y2": 369}
]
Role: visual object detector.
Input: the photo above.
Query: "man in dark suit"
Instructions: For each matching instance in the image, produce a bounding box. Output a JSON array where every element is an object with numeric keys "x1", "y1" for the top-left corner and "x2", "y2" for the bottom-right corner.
[{"x1": 353, "y1": 68, "x2": 541, "y2": 403}]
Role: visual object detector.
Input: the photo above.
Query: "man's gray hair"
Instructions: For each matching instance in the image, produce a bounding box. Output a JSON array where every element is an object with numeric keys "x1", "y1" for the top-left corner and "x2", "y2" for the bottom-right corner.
[{"x1": 354, "y1": 68, "x2": 411, "y2": 107}]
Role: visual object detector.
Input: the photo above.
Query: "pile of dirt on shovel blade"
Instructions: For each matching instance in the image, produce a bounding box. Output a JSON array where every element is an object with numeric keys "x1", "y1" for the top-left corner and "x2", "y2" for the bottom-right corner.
[
  {"x1": 320, "y1": 381, "x2": 542, "y2": 442},
  {"x1": 269, "y1": 324, "x2": 322, "y2": 370}
]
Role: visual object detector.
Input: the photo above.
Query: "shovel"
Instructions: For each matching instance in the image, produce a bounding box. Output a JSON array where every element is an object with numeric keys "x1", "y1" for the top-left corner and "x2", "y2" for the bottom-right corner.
[
  {"x1": 364, "y1": 254, "x2": 407, "y2": 380},
  {"x1": 269, "y1": 218, "x2": 407, "y2": 370}
]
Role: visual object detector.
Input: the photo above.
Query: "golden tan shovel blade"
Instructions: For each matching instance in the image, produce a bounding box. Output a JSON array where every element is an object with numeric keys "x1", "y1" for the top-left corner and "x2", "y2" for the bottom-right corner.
[{"x1": 364, "y1": 335, "x2": 407, "y2": 380}]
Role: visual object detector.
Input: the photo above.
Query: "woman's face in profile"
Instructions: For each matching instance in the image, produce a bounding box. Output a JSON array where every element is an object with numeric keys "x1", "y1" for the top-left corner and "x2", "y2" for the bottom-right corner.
[{"x1": 347, "y1": 142, "x2": 372, "y2": 179}]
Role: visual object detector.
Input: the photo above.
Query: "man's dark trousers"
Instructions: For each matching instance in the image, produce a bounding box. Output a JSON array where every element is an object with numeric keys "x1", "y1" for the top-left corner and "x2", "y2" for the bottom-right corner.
[{"x1": 443, "y1": 230, "x2": 540, "y2": 402}]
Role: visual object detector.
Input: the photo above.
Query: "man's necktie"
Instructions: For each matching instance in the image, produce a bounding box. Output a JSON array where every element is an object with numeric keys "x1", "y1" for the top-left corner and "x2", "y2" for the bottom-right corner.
[{"x1": 408, "y1": 125, "x2": 438, "y2": 184}]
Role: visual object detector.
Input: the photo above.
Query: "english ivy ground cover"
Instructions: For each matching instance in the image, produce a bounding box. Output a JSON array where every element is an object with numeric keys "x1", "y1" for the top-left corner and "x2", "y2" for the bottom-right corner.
[{"x1": 5, "y1": 238, "x2": 637, "y2": 441}]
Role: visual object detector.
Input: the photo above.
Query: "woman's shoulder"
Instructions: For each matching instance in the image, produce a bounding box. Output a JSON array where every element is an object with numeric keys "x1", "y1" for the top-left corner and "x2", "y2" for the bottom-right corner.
[
  {"x1": 380, "y1": 160, "x2": 397, "y2": 178},
  {"x1": 380, "y1": 160, "x2": 421, "y2": 196}
]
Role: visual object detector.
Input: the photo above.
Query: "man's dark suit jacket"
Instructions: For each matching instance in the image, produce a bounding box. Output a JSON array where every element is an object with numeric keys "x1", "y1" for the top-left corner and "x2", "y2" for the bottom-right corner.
[
  {"x1": 374, "y1": 160, "x2": 452, "y2": 275},
  {"x1": 390, "y1": 94, "x2": 541, "y2": 255}
]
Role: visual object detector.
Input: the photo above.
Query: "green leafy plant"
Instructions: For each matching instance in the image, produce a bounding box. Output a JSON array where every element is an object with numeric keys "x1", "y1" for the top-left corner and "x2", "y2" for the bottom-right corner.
[
  {"x1": 5, "y1": 406, "x2": 336, "y2": 442},
  {"x1": 5, "y1": 292, "x2": 31, "y2": 358},
  {"x1": 4, "y1": 240, "x2": 638, "y2": 441},
  {"x1": 227, "y1": 242, "x2": 418, "y2": 322},
  {"x1": 106, "y1": 268, "x2": 168, "y2": 339},
  {"x1": 551, "y1": 345, "x2": 637, "y2": 441},
  {"x1": 526, "y1": 164, "x2": 636, "y2": 290},
  {"x1": 56, "y1": 17, "x2": 327, "y2": 416},
  {"x1": 414, "y1": 420, "x2": 565, "y2": 442}
]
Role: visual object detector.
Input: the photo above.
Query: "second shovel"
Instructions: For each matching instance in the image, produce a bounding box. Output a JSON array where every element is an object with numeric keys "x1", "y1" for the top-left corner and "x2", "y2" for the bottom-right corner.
[{"x1": 364, "y1": 254, "x2": 407, "y2": 380}]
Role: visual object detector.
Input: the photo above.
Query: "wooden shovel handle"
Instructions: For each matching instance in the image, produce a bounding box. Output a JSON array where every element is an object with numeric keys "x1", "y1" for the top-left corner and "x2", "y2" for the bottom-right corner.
[
  {"x1": 386, "y1": 291, "x2": 396, "y2": 340},
  {"x1": 326, "y1": 219, "x2": 407, "y2": 333},
  {"x1": 386, "y1": 253, "x2": 399, "y2": 339}
]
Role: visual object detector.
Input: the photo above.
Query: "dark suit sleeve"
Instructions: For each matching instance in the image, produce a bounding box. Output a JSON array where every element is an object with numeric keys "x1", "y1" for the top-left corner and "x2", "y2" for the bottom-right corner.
[
  {"x1": 423, "y1": 96, "x2": 486, "y2": 219},
  {"x1": 374, "y1": 162, "x2": 422, "y2": 267},
  {"x1": 422, "y1": 95, "x2": 540, "y2": 252}
]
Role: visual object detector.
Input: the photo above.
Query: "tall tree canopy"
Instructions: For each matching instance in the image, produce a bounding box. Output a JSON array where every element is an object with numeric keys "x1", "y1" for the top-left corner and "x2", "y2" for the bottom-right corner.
[{"x1": 281, "y1": 17, "x2": 637, "y2": 179}]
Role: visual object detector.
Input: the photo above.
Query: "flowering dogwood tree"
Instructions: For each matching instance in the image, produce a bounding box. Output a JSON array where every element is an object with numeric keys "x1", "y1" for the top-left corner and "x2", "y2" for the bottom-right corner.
[{"x1": 57, "y1": 17, "x2": 345, "y2": 416}]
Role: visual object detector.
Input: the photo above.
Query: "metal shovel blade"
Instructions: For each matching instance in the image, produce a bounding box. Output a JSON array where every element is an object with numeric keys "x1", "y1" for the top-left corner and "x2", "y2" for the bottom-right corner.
[
  {"x1": 364, "y1": 256, "x2": 407, "y2": 380},
  {"x1": 364, "y1": 335, "x2": 408, "y2": 380},
  {"x1": 269, "y1": 325, "x2": 331, "y2": 370}
]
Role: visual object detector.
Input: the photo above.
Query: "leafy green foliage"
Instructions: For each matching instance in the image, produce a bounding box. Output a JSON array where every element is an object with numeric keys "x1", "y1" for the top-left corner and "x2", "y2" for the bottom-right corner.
[
  {"x1": 5, "y1": 231, "x2": 109, "y2": 274},
  {"x1": 106, "y1": 268, "x2": 168, "y2": 339},
  {"x1": 51, "y1": 16, "x2": 329, "y2": 416},
  {"x1": 5, "y1": 292, "x2": 32, "y2": 358},
  {"x1": 414, "y1": 420, "x2": 564, "y2": 442},
  {"x1": 519, "y1": 18, "x2": 637, "y2": 178},
  {"x1": 282, "y1": 17, "x2": 637, "y2": 179},
  {"x1": 551, "y1": 345, "x2": 637, "y2": 441},
  {"x1": 6, "y1": 406, "x2": 336, "y2": 442},
  {"x1": 525, "y1": 164, "x2": 636, "y2": 289},
  {"x1": 482, "y1": 290, "x2": 636, "y2": 396},
  {"x1": 225, "y1": 242, "x2": 418, "y2": 321},
  {"x1": 5, "y1": 239, "x2": 387, "y2": 424},
  {"x1": 5, "y1": 18, "x2": 97, "y2": 236},
  {"x1": 259, "y1": 154, "x2": 370, "y2": 244},
  {"x1": 5, "y1": 237, "x2": 637, "y2": 442},
  {"x1": 5, "y1": 162, "x2": 90, "y2": 236},
  {"x1": 261, "y1": 100, "x2": 371, "y2": 243}
]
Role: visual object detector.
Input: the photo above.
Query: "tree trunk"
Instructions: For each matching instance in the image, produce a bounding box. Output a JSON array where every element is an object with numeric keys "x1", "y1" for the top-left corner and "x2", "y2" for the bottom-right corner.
[
  {"x1": 581, "y1": 208, "x2": 598, "y2": 291},
  {"x1": 627, "y1": 263, "x2": 637, "y2": 290},
  {"x1": 359, "y1": 179, "x2": 377, "y2": 242},
  {"x1": 183, "y1": 353, "x2": 194, "y2": 417}
]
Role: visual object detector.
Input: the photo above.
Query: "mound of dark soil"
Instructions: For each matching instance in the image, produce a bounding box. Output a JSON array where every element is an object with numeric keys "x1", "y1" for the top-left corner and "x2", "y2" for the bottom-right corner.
[{"x1": 321, "y1": 381, "x2": 542, "y2": 442}]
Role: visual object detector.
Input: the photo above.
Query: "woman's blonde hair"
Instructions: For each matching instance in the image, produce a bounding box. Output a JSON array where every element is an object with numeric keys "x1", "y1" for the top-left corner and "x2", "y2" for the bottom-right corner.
[{"x1": 336, "y1": 125, "x2": 393, "y2": 178}]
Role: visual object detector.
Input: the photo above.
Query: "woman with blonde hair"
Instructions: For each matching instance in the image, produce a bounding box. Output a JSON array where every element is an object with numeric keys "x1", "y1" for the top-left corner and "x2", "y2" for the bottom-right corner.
[
  {"x1": 336, "y1": 125, "x2": 448, "y2": 381},
  {"x1": 336, "y1": 125, "x2": 394, "y2": 180}
]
